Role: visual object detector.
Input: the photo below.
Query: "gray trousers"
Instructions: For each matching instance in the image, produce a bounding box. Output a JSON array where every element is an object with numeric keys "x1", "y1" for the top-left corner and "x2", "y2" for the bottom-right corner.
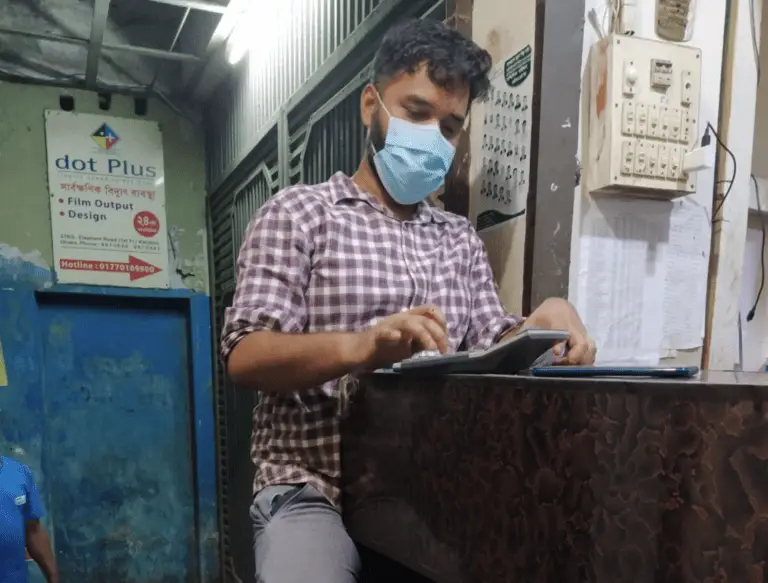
[{"x1": 251, "y1": 483, "x2": 361, "y2": 583}]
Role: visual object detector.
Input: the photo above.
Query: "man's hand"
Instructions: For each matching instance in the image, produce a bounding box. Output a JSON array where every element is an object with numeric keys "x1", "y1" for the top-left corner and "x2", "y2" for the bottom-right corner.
[
  {"x1": 227, "y1": 305, "x2": 448, "y2": 392},
  {"x1": 525, "y1": 298, "x2": 596, "y2": 365},
  {"x1": 359, "y1": 304, "x2": 449, "y2": 370}
]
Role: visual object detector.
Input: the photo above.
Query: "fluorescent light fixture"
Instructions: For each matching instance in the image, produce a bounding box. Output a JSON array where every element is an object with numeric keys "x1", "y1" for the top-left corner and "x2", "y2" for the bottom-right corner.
[
  {"x1": 225, "y1": 19, "x2": 251, "y2": 65},
  {"x1": 226, "y1": 1, "x2": 288, "y2": 66}
]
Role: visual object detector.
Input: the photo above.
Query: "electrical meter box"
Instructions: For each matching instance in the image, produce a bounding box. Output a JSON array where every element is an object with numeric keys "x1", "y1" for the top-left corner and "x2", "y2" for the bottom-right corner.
[{"x1": 584, "y1": 35, "x2": 702, "y2": 199}]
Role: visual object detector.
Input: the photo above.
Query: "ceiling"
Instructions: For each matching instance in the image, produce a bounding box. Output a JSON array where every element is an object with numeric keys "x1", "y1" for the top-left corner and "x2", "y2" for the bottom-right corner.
[{"x1": 0, "y1": 0, "x2": 245, "y2": 115}]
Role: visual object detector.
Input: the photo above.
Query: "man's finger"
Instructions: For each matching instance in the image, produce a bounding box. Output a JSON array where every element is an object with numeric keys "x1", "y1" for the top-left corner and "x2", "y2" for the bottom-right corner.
[
  {"x1": 563, "y1": 339, "x2": 588, "y2": 364},
  {"x1": 420, "y1": 317, "x2": 449, "y2": 353},
  {"x1": 400, "y1": 320, "x2": 439, "y2": 353},
  {"x1": 409, "y1": 305, "x2": 447, "y2": 329},
  {"x1": 552, "y1": 341, "x2": 567, "y2": 359}
]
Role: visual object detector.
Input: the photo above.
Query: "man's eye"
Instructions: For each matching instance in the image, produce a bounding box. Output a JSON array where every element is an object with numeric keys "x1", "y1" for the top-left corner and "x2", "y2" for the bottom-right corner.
[
  {"x1": 407, "y1": 109, "x2": 429, "y2": 121},
  {"x1": 441, "y1": 124, "x2": 460, "y2": 139}
]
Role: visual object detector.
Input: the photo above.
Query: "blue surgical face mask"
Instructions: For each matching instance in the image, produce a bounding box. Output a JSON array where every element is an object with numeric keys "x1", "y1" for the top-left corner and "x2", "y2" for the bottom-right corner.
[{"x1": 370, "y1": 93, "x2": 457, "y2": 206}]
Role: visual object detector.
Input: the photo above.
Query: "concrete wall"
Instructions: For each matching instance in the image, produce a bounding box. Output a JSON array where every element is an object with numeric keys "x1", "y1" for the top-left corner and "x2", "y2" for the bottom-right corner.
[{"x1": 0, "y1": 82, "x2": 209, "y2": 293}]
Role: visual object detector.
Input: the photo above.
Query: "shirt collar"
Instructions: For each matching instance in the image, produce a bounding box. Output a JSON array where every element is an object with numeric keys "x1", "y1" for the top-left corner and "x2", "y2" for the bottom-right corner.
[{"x1": 328, "y1": 172, "x2": 447, "y2": 224}]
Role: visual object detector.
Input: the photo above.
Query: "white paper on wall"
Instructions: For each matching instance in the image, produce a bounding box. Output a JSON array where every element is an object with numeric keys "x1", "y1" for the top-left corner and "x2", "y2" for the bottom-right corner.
[
  {"x1": 576, "y1": 195, "x2": 711, "y2": 365},
  {"x1": 660, "y1": 198, "x2": 710, "y2": 350},
  {"x1": 577, "y1": 198, "x2": 670, "y2": 365}
]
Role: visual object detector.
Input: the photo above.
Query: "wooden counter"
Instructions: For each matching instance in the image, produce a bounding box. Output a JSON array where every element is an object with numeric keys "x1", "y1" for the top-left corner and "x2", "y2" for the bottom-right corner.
[{"x1": 341, "y1": 372, "x2": 768, "y2": 583}]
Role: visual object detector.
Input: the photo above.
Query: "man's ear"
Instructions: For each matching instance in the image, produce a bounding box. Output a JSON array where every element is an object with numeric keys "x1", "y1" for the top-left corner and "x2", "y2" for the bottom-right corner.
[{"x1": 360, "y1": 84, "x2": 378, "y2": 129}]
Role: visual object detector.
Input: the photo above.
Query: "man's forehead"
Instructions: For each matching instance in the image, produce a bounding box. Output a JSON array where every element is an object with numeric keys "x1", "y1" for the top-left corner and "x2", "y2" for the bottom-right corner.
[
  {"x1": 383, "y1": 70, "x2": 469, "y2": 118},
  {"x1": 401, "y1": 93, "x2": 466, "y2": 123}
]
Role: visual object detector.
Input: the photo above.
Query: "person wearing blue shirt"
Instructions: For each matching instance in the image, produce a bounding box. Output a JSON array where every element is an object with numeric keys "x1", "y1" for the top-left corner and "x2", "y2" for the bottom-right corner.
[{"x1": 0, "y1": 457, "x2": 58, "y2": 583}]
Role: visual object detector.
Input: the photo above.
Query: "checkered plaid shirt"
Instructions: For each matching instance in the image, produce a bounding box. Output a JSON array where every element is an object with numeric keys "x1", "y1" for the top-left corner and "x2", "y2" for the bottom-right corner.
[{"x1": 221, "y1": 172, "x2": 522, "y2": 507}]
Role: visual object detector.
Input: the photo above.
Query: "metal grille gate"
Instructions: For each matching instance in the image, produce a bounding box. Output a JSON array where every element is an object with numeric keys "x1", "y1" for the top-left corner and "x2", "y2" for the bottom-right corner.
[{"x1": 208, "y1": 132, "x2": 280, "y2": 583}]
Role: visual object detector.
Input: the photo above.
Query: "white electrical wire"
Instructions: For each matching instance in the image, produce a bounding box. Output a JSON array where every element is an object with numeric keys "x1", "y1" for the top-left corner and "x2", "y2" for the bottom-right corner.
[
  {"x1": 604, "y1": 0, "x2": 638, "y2": 37},
  {"x1": 587, "y1": 8, "x2": 606, "y2": 39},
  {"x1": 610, "y1": 0, "x2": 621, "y2": 34}
]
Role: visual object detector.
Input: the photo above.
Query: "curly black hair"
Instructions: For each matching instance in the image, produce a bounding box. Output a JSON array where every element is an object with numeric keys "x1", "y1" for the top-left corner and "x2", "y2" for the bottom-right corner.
[{"x1": 373, "y1": 19, "x2": 493, "y2": 104}]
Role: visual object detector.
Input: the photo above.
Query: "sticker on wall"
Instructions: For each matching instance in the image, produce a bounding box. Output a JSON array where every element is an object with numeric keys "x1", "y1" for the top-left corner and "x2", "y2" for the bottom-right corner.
[
  {"x1": 504, "y1": 45, "x2": 532, "y2": 87},
  {"x1": 0, "y1": 335, "x2": 7, "y2": 387},
  {"x1": 44, "y1": 111, "x2": 170, "y2": 289},
  {"x1": 475, "y1": 44, "x2": 534, "y2": 233}
]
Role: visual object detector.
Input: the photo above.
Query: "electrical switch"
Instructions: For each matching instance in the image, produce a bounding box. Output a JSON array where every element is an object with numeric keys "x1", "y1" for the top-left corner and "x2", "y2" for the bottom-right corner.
[
  {"x1": 648, "y1": 105, "x2": 661, "y2": 139},
  {"x1": 659, "y1": 106, "x2": 670, "y2": 139},
  {"x1": 651, "y1": 58, "x2": 673, "y2": 89},
  {"x1": 668, "y1": 146, "x2": 681, "y2": 180},
  {"x1": 621, "y1": 141, "x2": 635, "y2": 175},
  {"x1": 635, "y1": 103, "x2": 648, "y2": 137},
  {"x1": 657, "y1": 144, "x2": 670, "y2": 178},
  {"x1": 621, "y1": 101, "x2": 636, "y2": 136},
  {"x1": 634, "y1": 141, "x2": 648, "y2": 176},
  {"x1": 623, "y1": 60, "x2": 638, "y2": 96},
  {"x1": 681, "y1": 113, "x2": 691, "y2": 145},
  {"x1": 646, "y1": 143, "x2": 659, "y2": 177},
  {"x1": 681, "y1": 70, "x2": 694, "y2": 106},
  {"x1": 667, "y1": 108, "x2": 682, "y2": 142}
]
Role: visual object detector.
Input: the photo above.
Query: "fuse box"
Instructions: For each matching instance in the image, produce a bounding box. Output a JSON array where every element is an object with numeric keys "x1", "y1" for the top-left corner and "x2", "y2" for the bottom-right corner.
[{"x1": 584, "y1": 35, "x2": 702, "y2": 199}]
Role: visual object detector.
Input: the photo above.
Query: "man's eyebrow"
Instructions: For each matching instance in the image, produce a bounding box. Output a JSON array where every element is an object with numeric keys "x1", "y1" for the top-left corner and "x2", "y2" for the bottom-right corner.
[
  {"x1": 403, "y1": 95, "x2": 435, "y2": 109},
  {"x1": 403, "y1": 95, "x2": 465, "y2": 124}
]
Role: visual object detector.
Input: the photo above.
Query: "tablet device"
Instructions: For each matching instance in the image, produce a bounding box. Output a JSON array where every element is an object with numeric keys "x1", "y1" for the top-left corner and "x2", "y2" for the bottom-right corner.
[
  {"x1": 529, "y1": 365, "x2": 700, "y2": 379},
  {"x1": 390, "y1": 328, "x2": 570, "y2": 376}
]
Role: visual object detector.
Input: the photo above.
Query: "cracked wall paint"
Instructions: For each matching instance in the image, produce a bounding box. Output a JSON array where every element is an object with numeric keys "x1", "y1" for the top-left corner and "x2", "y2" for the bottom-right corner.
[
  {"x1": 167, "y1": 226, "x2": 209, "y2": 293},
  {"x1": 0, "y1": 243, "x2": 54, "y2": 289},
  {"x1": 0, "y1": 84, "x2": 209, "y2": 293}
]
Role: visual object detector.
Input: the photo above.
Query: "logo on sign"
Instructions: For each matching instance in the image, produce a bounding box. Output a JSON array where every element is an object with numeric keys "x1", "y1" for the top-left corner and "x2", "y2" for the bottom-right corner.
[{"x1": 91, "y1": 123, "x2": 120, "y2": 150}]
